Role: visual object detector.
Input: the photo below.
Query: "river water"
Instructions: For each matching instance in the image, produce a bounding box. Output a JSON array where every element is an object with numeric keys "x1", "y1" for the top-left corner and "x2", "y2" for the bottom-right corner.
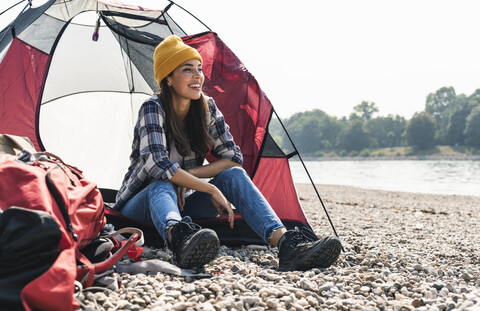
[{"x1": 289, "y1": 160, "x2": 480, "y2": 197}]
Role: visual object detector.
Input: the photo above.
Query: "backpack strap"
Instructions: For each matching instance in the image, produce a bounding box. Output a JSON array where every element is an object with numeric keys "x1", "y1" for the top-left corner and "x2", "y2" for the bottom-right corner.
[
  {"x1": 77, "y1": 227, "x2": 144, "y2": 287},
  {"x1": 101, "y1": 227, "x2": 144, "y2": 246},
  {"x1": 94, "y1": 228, "x2": 143, "y2": 273}
]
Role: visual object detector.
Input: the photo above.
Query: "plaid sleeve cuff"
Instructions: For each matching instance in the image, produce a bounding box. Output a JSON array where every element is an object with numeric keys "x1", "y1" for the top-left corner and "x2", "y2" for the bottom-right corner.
[
  {"x1": 144, "y1": 154, "x2": 180, "y2": 181},
  {"x1": 220, "y1": 148, "x2": 243, "y2": 165},
  {"x1": 163, "y1": 161, "x2": 180, "y2": 180}
]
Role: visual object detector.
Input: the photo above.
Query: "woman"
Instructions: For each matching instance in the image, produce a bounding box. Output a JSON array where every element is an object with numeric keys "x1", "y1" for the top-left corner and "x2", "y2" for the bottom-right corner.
[{"x1": 115, "y1": 35, "x2": 342, "y2": 271}]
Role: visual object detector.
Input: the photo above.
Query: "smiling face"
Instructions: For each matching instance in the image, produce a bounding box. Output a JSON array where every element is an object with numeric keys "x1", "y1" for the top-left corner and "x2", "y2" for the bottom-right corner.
[{"x1": 167, "y1": 58, "x2": 204, "y2": 104}]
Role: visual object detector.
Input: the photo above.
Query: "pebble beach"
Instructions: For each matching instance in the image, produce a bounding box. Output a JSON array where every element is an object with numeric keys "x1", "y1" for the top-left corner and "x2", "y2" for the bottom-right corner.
[{"x1": 78, "y1": 184, "x2": 480, "y2": 311}]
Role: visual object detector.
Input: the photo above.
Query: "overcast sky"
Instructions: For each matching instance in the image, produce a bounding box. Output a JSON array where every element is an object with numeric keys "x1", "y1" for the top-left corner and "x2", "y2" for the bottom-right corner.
[{"x1": 2, "y1": 0, "x2": 480, "y2": 119}]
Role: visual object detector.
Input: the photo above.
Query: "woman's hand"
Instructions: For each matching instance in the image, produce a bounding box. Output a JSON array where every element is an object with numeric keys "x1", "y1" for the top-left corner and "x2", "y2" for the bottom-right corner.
[
  {"x1": 209, "y1": 186, "x2": 234, "y2": 229},
  {"x1": 169, "y1": 169, "x2": 234, "y2": 228},
  {"x1": 177, "y1": 186, "x2": 186, "y2": 211}
]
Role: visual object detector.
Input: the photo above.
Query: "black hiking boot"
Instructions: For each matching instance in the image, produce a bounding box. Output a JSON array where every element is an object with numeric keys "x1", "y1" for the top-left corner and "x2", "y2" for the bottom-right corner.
[
  {"x1": 277, "y1": 227, "x2": 342, "y2": 272},
  {"x1": 168, "y1": 217, "x2": 220, "y2": 269}
]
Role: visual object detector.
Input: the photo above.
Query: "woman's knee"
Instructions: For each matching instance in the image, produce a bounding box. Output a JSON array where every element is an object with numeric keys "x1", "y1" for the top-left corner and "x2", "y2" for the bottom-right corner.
[
  {"x1": 216, "y1": 166, "x2": 249, "y2": 183},
  {"x1": 147, "y1": 180, "x2": 176, "y2": 200},
  {"x1": 148, "y1": 179, "x2": 175, "y2": 191}
]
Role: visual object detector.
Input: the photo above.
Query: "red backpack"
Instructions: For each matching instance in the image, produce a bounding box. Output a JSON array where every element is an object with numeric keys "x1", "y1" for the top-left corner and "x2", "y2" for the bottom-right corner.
[{"x1": 0, "y1": 152, "x2": 138, "y2": 311}]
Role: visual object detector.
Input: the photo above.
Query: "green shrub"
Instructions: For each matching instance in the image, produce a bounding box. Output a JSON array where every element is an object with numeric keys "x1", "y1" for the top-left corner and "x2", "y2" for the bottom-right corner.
[
  {"x1": 466, "y1": 147, "x2": 478, "y2": 155},
  {"x1": 359, "y1": 149, "x2": 371, "y2": 157}
]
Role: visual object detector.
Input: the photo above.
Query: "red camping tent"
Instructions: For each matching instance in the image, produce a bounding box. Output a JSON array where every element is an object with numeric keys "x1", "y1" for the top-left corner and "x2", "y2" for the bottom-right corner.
[{"x1": 0, "y1": 0, "x2": 314, "y2": 245}]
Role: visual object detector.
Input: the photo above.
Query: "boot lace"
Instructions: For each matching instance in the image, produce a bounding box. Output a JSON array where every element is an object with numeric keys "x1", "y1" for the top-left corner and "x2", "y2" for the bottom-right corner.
[
  {"x1": 290, "y1": 227, "x2": 318, "y2": 245},
  {"x1": 167, "y1": 216, "x2": 202, "y2": 234},
  {"x1": 167, "y1": 216, "x2": 202, "y2": 250}
]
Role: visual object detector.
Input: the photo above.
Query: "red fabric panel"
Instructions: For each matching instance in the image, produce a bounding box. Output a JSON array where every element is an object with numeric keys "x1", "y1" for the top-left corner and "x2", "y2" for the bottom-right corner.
[
  {"x1": 0, "y1": 38, "x2": 50, "y2": 150},
  {"x1": 185, "y1": 33, "x2": 272, "y2": 176},
  {"x1": 252, "y1": 157, "x2": 308, "y2": 224}
]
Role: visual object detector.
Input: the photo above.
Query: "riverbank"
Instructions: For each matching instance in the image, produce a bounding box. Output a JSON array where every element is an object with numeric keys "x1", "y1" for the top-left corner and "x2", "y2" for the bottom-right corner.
[
  {"x1": 78, "y1": 184, "x2": 480, "y2": 310},
  {"x1": 301, "y1": 154, "x2": 480, "y2": 161},
  {"x1": 300, "y1": 145, "x2": 480, "y2": 161}
]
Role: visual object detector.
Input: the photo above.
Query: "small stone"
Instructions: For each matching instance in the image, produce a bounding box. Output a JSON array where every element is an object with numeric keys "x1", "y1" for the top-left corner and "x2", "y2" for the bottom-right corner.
[
  {"x1": 445, "y1": 283, "x2": 455, "y2": 292},
  {"x1": 325, "y1": 298, "x2": 336, "y2": 305},
  {"x1": 295, "y1": 290, "x2": 306, "y2": 298},
  {"x1": 246, "y1": 245, "x2": 268, "y2": 251},
  {"x1": 181, "y1": 284, "x2": 196, "y2": 294},
  {"x1": 155, "y1": 250, "x2": 171, "y2": 261},
  {"x1": 166, "y1": 290, "x2": 182, "y2": 299},
  {"x1": 300, "y1": 279, "x2": 317, "y2": 291},
  {"x1": 230, "y1": 265, "x2": 245, "y2": 274},
  {"x1": 412, "y1": 298, "x2": 425, "y2": 307},
  {"x1": 103, "y1": 301, "x2": 115, "y2": 309},
  {"x1": 460, "y1": 272, "x2": 473, "y2": 281},
  {"x1": 433, "y1": 282, "x2": 445, "y2": 290},
  {"x1": 446, "y1": 302, "x2": 456, "y2": 311},
  {"x1": 93, "y1": 292, "x2": 108, "y2": 305},
  {"x1": 209, "y1": 283, "x2": 222, "y2": 293},
  {"x1": 296, "y1": 297, "x2": 309, "y2": 307},
  {"x1": 395, "y1": 293, "x2": 407, "y2": 300},
  {"x1": 393, "y1": 282, "x2": 402, "y2": 289},
  {"x1": 306, "y1": 295, "x2": 319, "y2": 307},
  {"x1": 360, "y1": 286, "x2": 370, "y2": 293},
  {"x1": 132, "y1": 297, "x2": 146, "y2": 305},
  {"x1": 172, "y1": 302, "x2": 189, "y2": 310},
  {"x1": 267, "y1": 299, "x2": 279, "y2": 309},
  {"x1": 281, "y1": 295, "x2": 293, "y2": 307},
  {"x1": 413, "y1": 264, "x2": 424, "y2": 271},
  {"x1": 242, "y1": 296, "x2": 260, "y2": 306},
  {"x1": 319, "y1": 282, "x2": 334, "y2": 292},
  {"x1": 458, "y1": 301, "x2": 474, "y2": 310},
  {"x1": 439, "y1": 287, "x2": 449, "y2": 297},
  {"x1": 382, "y1": 283, "x2": 394, "y2": 292},
  {"x1": 114, "y1": 299, "x2": 128, "y2": 308},
  {"x1": 372, "y1": 288, "x2": 383, "y2": 296},
  {"x1": 188, "y1": 295, "x2": 199, "y2": 303}
]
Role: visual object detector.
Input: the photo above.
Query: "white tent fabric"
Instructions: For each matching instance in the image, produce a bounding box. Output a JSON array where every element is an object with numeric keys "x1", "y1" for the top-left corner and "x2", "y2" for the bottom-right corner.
[{"x1": 39, "y1": 12, "x2": 153, "y2": 189}]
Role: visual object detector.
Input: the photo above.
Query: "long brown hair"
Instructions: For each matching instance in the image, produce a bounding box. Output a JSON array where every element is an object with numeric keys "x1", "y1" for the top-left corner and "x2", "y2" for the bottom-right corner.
[{"x1": 159, "y1": 78, "x2": 212, "y2": 156}]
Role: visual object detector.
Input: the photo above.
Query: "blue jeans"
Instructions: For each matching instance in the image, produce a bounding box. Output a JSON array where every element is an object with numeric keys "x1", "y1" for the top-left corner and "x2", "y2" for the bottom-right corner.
[{"x1": 119, "y1": 167, "x2": 284, "y2": 245}]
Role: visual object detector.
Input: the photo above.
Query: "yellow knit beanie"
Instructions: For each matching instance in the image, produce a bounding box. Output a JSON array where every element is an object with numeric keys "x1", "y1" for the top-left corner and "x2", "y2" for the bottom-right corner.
[{"x1": 153, "y1": 35, "x2": 203, "y2": 88}]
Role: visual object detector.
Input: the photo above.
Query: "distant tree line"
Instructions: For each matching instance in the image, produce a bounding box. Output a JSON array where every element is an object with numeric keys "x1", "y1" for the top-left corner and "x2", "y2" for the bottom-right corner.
[{"x1": 270, "y1": 87, "x2": 480, "y2": 156}]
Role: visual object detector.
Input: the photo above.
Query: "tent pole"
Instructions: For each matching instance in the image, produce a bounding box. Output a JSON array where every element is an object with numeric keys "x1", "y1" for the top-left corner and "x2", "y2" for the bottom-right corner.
[
  {"x1": 0, "y1": 0, "x2": 25, "y2": 17},
  {"x1": 272, "y1": 109, "x2": 342, "y2": 241},
  {"x1": 168, "y1": 1, "x2": 212, "y2": 32},
  {"x1": 0, "y1": 0, "x2": 31, "y2": 43}
]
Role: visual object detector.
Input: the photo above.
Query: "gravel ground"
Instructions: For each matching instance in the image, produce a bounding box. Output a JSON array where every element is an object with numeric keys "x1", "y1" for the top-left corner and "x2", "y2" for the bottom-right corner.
[{"x1": 78, "y1": 184, "x2": 480, "y2": 311}]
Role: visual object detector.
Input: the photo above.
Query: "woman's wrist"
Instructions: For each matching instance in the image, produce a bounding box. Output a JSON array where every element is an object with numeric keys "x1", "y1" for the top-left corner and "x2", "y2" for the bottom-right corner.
[{"x1": 203, "y1": 183, "x2": 217, "y2": 195}]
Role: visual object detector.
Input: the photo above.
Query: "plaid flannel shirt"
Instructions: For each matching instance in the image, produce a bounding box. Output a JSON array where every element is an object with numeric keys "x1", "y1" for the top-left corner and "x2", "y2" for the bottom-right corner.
[{"x1": 114, "y1": 95, "x2": 243, "y2": 209}]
